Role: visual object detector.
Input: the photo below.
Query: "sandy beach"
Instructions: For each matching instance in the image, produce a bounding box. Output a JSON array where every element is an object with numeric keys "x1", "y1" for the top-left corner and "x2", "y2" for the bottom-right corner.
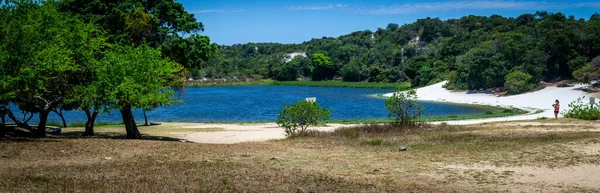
[
  {"x1": 383, "y1": 81, "x2": 589, "y2": 125},
  {"x1": 182, "y1": 81, "x2": 591, "y2": 144}
]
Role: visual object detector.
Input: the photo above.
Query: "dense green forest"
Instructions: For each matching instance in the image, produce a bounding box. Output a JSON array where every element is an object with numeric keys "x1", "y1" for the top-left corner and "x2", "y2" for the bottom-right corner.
[{"x1": 203, "y1": 12, "x2": 600, "y2": 91}]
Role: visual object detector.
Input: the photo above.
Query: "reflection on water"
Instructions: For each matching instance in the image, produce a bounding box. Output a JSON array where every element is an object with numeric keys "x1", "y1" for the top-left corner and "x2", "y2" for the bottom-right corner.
[{"x1": 8, "y1": 85, "x2": 492, "y2": 124}]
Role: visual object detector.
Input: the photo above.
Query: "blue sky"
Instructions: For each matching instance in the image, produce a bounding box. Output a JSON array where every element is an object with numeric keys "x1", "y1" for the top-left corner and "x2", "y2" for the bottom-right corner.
[{"x1": 178, "y1": 0, "x2": 600, "y2": 45}]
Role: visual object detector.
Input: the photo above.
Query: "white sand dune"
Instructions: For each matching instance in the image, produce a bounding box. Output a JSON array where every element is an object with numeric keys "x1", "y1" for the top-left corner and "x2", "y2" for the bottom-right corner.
[{"x1": 383, "y1": 81, "x2": 589, "y2": 125}]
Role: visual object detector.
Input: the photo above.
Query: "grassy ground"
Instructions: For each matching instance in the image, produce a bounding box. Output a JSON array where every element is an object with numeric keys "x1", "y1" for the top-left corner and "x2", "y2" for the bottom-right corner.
[
  {"x1": 271, "y1": 80, "x2": 409, "y2": 89},
  {"x1": 322, "y1": 107, "x2": 527, "y2": 124},
  {"x1": 1, "y1": 118, "x2": 599, "y2": 192},
  {"x1": 185, "y1": 79, "x2": 409, "y2": 90},
  {"x1": 185, "y1": 79, "x2": 274, "y2": 87}
]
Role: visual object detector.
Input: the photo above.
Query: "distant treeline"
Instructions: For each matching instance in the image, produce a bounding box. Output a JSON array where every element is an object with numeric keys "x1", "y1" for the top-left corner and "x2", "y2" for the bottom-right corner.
[{"x1": 202, "y1": 11, "x2": 600, "y2": 92}]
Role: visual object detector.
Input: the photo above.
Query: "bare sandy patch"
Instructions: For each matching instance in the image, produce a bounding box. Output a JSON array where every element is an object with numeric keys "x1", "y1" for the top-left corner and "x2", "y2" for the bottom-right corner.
[
  {"x1": 493, "y1": 122, "x2": 587, "y2": 127},
  {"x1": 441, "y1": 163, "x2": 600, "y2": 190},
  {"x1": 179, "y1": 123, "x2": 352, "y2": 144},
  {"x1": 572, "y1": 143, "x2": 600, "y2": 156}
]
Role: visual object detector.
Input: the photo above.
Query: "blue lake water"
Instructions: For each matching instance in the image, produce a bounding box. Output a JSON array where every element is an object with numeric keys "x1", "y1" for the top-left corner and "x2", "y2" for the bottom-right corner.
[{"x1": 8, "y1": 85, "x2": 493, "y2": 124}]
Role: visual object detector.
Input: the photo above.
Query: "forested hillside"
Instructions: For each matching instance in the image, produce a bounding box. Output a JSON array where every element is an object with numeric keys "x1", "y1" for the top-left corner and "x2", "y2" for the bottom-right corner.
[{"x1": 203, "y1": 11, "x2": 600, "y2": 92}]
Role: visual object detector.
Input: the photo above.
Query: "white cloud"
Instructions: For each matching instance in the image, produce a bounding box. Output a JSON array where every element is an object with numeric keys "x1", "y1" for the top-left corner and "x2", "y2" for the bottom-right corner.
[
  {"x1": 191, "y1": 9, "x2": 245, "y2": 14},
  {"x1": 286, "y1": 4, "x2": 348, "y2": 11},
  {"x1": 362, "y1": 1, "x2": 553, "y2": 15},
  {"x1": 573, "y1": 2, "x2": 600, "y2": 8},
  {"x1": 285, "y1": 1, "x2": 598, "y2": 14}
]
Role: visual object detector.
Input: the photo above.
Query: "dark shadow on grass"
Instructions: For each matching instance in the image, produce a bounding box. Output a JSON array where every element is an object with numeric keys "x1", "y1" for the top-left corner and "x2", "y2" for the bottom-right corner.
[
  {"x1": 57, "y1": 131, "x2": 182, "y2": 141},
  {"x1": 1, "y1": 127, "x2": 182, "y2": 142}
]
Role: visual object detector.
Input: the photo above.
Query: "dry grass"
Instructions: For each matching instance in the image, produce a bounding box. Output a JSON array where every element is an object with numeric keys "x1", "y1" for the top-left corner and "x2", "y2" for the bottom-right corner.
[{"x1": 1, "y1": 119, "x2": 600, "y2": 192}]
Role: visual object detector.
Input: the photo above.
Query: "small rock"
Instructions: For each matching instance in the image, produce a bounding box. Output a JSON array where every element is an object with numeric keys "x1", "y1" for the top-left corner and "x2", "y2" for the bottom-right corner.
[
  {"x1": 399, "y1": 146, "x2": 407, "y2": 151},
  {"x1": 60, "y1": 150, "x2": 66, "y2": 153},
  {"x1": 104, "y1": 157, "x2": 113, "y2": 160},
  {"x1": 1, "y1": 153, "x2": 6, "y2": 158},
  {"x1": 45, "y1": 126, "x2": 61, "y2": 135}
]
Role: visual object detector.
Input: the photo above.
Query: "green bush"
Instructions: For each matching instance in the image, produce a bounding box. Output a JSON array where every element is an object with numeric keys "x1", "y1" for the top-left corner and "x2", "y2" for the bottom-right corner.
[
  {"x1": 385, "y1": 89, "x2": 424, "y2": 125},
  {"x1": 277, "y1": 100, "x2": 331, "y2": 136},
  {"x1": 563, "y1": 96, "x2": 600, "y2": 120},
  {"x1": 339, "y1": 129, "x2": 360, "y2": 139},
  {"x1": 572, "y1": 63, "x2": 598, "y2": 84},
  {"x1": 362, "y1": 139, "x2": 383, "y2": 146},
  {"x1": 504, "y1": 71, "x2": 537, "y2": 95}
]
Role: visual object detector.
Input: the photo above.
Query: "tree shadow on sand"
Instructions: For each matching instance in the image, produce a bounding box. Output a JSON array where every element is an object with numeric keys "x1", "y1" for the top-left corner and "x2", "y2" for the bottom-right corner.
[{"x1": 1, "y1": 127, "x2": 183, "y2": 142}]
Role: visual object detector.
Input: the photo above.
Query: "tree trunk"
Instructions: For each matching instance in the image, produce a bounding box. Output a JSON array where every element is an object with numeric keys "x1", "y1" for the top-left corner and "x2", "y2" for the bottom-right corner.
[
  {"x1": 5, "y1": 109, "x2": 34, "y2": 132},
  {"x1": 1, "y1": 108, "x2": 5, "y2": 125},
  {"x1": 54, "y1": 108, "x2": 67, "y2": 128},
  {"x1": 35, "y1": 110, "x2": 50, "y2": 137},
  {"x1": 82, "y1": 109, "x2": 98, "y2": 136},
  {"x1": 120, "y1": 106, "x2": 141, "y2": 139},
  {"x1": 0, "y1": 107, "x2": 5, "y2": 136},
  {"x1": 143, "y1": 109, "x2": 149, "y2": 126},
  {"x1": 0, "y1": 110, "x2": 5, "y2": 137}
]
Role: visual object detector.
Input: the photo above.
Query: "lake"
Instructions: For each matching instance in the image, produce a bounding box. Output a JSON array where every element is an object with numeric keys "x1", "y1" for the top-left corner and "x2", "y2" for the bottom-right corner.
[{"x1": 8, "y1": 85, "x2": 493, "y2": 124}]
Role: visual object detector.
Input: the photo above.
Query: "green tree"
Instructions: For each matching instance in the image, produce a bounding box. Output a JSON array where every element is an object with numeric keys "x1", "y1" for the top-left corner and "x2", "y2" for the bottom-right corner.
[
  {"x1": 102, "y1": 45, "x2": 183, "y2": 139},
  {"x1": 277, "y1": 100, "x2": 331, "y2": 136},
  {"x1": 385, "y1": 89, "x2": 424, "y2": 125},
  {"x1": 0, "y1": 1, "x2": 102, "y2": 136},
  {"x1": 68, "y1": 53, "x2": 113, "y2": 136},
  {"x1": 340, "y1": 59, "x2": 363, "y2": 82},
  {"x1": 58, "y1": 0, "x2": 202, "y2": 47},
  {"x1": 460, "y1": 42, "x2": 510, "y2": 89},
  {"x1": 161, "y1": 34, "x2": 218, "y2": 70},
  {"x1": 274, "y1": 62, "x2": 299, "y2": 81},
  {"x1": 311, "y1": 53, "x2": 335, "y2": 81}
]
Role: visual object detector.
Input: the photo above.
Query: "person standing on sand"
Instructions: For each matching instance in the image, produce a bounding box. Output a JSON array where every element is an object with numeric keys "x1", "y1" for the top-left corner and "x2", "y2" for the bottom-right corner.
[{"x1": 552, "y1": 99, "x2": 560, "y2": 118}]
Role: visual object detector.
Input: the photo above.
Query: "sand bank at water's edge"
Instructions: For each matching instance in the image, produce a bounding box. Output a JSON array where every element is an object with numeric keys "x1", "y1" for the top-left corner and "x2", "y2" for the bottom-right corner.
[{"x1": 383, "y1": 81, "x2": 589, "y2": 125}]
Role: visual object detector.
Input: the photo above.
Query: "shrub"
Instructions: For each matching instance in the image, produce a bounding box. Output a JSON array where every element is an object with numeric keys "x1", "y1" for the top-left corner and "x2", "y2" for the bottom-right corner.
[
  {"x1": 563, "y1": 96, "x2": 600, "y2": 120},
  {"x1": 572, "y1": 63, "x2": 598, "y2": 84},
  {"x1": 385, "y1": 88, "x2": 424, "y2": 125},
  {"x1": 504, "y1": 71, "x2": 537, "y2": 95},
  {"x1": 339, "y1": 129, "x2": 360, "y2": 139},
  {"x1": 502, "y1": 109, "x2": 514, "y2": 114},
  {"x1": 277, "y1": 100, "x2": 331, "y2": 136},
  {"x1": 362, "y1": 139, "x2": 382, "y2": 146}
]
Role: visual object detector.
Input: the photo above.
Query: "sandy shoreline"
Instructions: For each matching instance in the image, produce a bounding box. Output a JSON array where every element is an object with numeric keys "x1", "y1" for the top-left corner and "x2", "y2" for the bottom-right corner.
[
  {"x1": 181, "y1": 81, "x2": 591, "y2": 144},
  {"x1": 383, "y1": 81, "x2": 588, "y2": 125}
]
